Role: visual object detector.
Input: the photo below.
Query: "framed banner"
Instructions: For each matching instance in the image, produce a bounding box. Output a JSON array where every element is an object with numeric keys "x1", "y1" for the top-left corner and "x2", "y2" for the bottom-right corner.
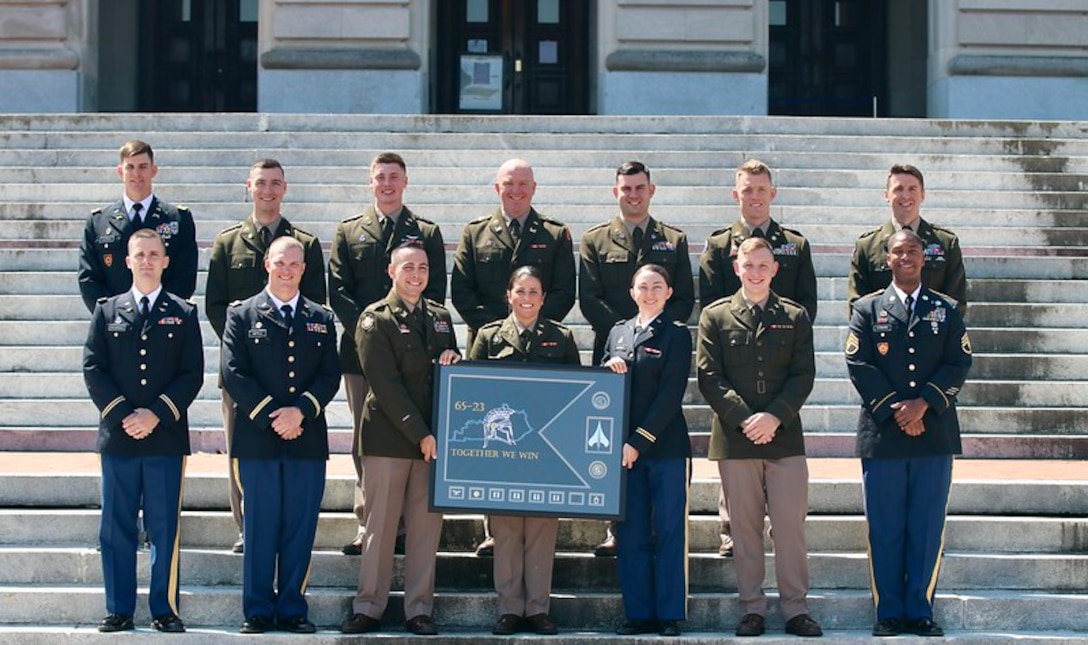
[{"x1": 430, "y1": 361, "x2": 629, "y2": 520}]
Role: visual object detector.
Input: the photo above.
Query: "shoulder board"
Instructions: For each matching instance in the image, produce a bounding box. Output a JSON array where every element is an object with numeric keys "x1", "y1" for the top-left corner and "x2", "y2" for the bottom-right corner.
[
  {"x1": 927, "y1": 222, "x2": 958, "y2": 236},
  {"x1": 704, "y1": 297, "x2": 732, "y2": 311},
  {"x1": 176, "y1": 205, "x2": 190, "y2": 212},
  {"x1": 424, "y1": 298, "x2": 449, "y2": 312},
  {"x1": 468, "y1": 215, "x2": 491, "y2": 224},
  {"x1": 96, "y1": 296, "x2": 109, "y2": 304},
  {"x1": 412, "y1": 214, "x2": 438, "y2": 226},
  {"x1": 479, "y1": 319, "x2": 503, "y2": 330},
  {"x1": 857, "y1": 227, "x2": 883, "y2": 241},
  {"x1": 218, "y1": 222, "x2": 244, "y2": 235},
  {"x1": 655, "y1": 220, "x2": 684, "y2": 234},
  {"x1": 611, "y1": 318, "x2": 627, "y2": 328},
  {"x1": 228, "y1": 299, "x2": 243, "y2": 308},
  {"x1": 363, "y1": 300, "x2": 388, "y2": 313},
  {"x1": 927, "y1": 289, "x2": 958, "y2": 307},
  {"x1": 779, "y1": 226, "x2": 808, "y2": 240},
  {"x1": 290, "y1": 226, "x2": 318, "y2": 241},
  {"x1": 338, "y1": 212, "x2": 366, "y2": 225},
  {"x1": 91, "y1": 208, "x2": 103, "y2": 216},
  {"x1": 706, "y1": 227, "x2": 732, "y2": 240},
  {"x1": 777, "y1": 295, "x2": 805, "y2": 311},
  {"x1": 584, "y1": 221, "x2": 610, "y2": 234},
  {"x1": 672, "y1": 320, "x2": 688, "y2": 328},
  {"x1": 544, "y1": 318, "x2": 570, "y2": 331},
  {"x1": 536, "y1": 215, "x2": 568, "y2": 228}
]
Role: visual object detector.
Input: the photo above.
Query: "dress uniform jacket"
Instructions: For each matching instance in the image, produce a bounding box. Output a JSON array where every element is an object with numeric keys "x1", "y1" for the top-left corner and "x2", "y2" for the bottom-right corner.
[
  {"x1": 451, "y1": 208, "x2": 576, "y2": 331},
  {"x1": 356, "y1": 292, "x2": 459, "y2": 459},
  {"x1": 699, "y1": 219, "x2": 817, "y2": 319},
  {"x1": 328, "y1": 205, "x2": 446, "y2": 374},
  {"x1": 579, "y1": 216, "x2": 694, "y2": 357},
  {"x1": 848, "y1": 219, "x2": 967, "y2": 317},
  {"x1": 205, "y1": 216, "x2": 326, "y2": 339},
  {"x1": 603, "y1": 315, "x2": 692, "y2": 459},
  {"x1": 469, "y1": 315, "x2": 580, "y2": 366},
  {"x1": 220, "y1": 292, "x2": 341, "y2": 461},
  {"x1": 83, "y1": 290, "x2": 204, "y2": 456},
  {"x1": 696, "y1": 291, "x2": 815, "y2": 460},
  {"x1": 845, "y1": 286, "x2": 972, "y2": 459},
  {"x1": 78, "y1": 198, "x2": 198, "y2": 313}
]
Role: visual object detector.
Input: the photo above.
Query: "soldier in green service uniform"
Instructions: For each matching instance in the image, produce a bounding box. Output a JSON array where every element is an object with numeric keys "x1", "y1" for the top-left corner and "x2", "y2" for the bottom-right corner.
[
  {"x1": 847, "y1": 163, "x2": 967, "y2": 318},
  {"x1": 450, "y1": 158, "x2": 577, "y2": 557},
  {"x1": 579, "y1": 160, "x2": 694, "y2": 365},
  {"x1": 698, "y1": 159, "x2": 817, "y2": 558},
  {"x1": 328, "y1": 152, "x2": 446, "y2": 556},
  {"x1": 205, "y1": 159, "x2": 327, "y2": 553}
]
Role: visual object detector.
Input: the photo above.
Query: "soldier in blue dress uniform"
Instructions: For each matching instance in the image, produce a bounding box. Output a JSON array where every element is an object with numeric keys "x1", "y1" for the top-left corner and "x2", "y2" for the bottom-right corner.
[
  {"x1": 83, "y1": 228, "x2": 204, "y2": 633},
  {"x1": 604, "y1": 264, "x2": 692, "y2": 638},
  {"x1": 78, "y1": 140, "x2": 197, "y2": 313},
  {"x1": 846, "y1": 229, "x2": 972, "y2": 637},
  {"x1": 220, "y1": 236, "x2": 341, "y2": 634}
]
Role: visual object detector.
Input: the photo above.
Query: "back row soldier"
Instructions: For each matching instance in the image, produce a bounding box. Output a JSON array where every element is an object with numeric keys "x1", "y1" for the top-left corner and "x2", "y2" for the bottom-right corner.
[
  {"x1": 205, "y1": 159, "x2": 327, "y2": 553},
  {"x1": 78, "y1": 140, "x2": 197, "y2": 313},
  {"x1": 328, "y1": 152, "x2": 446, "y2": 555},
  {"x1": 698, "y1": 159, "x2": 818, "y2": 559}
]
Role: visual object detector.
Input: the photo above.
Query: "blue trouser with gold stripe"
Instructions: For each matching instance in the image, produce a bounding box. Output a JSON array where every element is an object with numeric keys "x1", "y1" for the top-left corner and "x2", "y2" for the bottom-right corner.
[
  {"x1": 238, "y1": 457, "x2": 326, "y2": 621},
  {"x1": 100, "y1": 454, "x2": 185, "y2": 619},
  {"x1": 862, "y1": 455, "x2": 953, "y2": 622},
  {"x1": 615, "y1": 456, "x2": 689, "y2": 622}
]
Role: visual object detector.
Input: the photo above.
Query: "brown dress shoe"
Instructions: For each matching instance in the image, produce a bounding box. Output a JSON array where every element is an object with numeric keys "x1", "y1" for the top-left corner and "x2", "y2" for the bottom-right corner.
[
  {"x1": 525, "y1": 613, "x2": 558, "y2": 635},
  {"x1": 492, "y1": 614, "x2": 521, "y2": 635},
  {"x1": 341, "y1": 613, "x2": 381, "y2": 634},
  {"x1": 785, "y1": 613, "x2": 823, "y2": 637},
  {"x1": 735, "y1": 613, "x2": 765, "y2": 637},
  {"x1": 405, "y1": 614, "x2": 438, "y2": 635}
]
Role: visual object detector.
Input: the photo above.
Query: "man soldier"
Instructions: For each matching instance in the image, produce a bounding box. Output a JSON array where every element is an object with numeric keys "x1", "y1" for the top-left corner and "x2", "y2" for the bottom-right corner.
[
  {"x1": 78, "y1": 139, "x2": 197, "y2": 313},
  {"x1": 450, "y1": 157, "x2": 576, "y2": 556},
  {"x1": 205, "y1": 158, "x2": 326, "y2": 553},
  {"x1": 696, "y1": 237, "x2": 822, "y2": 638},
  {"x1": 579, "y1": 160, "x2": 694, "y2": 557},
  {"x1": 220, "y1": 236, "x2": 341, "y2": 634},
  {"x1": 698, "y1": 159, "x2": 817, "y2": 558},
  {"x1": 328, "y1": 152, "x2": 445, "y2": 556},
  {"x1": 845, "y1": 229, "x2": 972, "y2": 637},
  {"x1": 83, "y1": 228, "x2": 204, "y2": 633},
  {"x1": 341, "y1": 241, "x2": 461, "y2": 636},
  {"x1": 848, "y1": 163, "x2": 967, "y2": 317}
]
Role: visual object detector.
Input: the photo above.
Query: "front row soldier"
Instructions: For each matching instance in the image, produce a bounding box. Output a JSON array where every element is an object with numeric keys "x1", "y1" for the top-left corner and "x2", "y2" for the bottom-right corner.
[
  {"x1": 845, "y1": 229, "x2": 972, "y2": 638},
  {"x1": 342, "y1": 242, "x2": 461, "y2": 636},
  {"x1": 83, "y1": 229, "x2": 204, "y2": 633},
  {"x1": 696, "y1": 237, "x2": 823, "y2": 638},
  {"x1": 220, "y1": 236, "x2": 341, "y2": 634}
]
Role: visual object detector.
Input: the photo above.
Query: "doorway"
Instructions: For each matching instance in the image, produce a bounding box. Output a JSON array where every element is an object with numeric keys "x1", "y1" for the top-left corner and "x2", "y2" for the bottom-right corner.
[
  {"x1": 435, "y1": 0, "x2": 589, "y2": 114},
  {"x1": 768, "y1": 0, "x2": 887, "y2": 117},
  {"x1": 137, "y1": 0, "x2": 258, "y2": 111}
]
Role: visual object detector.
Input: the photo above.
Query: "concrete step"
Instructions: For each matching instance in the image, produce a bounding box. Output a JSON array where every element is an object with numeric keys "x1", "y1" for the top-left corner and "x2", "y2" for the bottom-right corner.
[
  {"x1": 3, "y1": 509, "x2": 1086, "y2": 555},
  {"x1": 5, "y1": 585, "x2": 1088, "y2": 633}
]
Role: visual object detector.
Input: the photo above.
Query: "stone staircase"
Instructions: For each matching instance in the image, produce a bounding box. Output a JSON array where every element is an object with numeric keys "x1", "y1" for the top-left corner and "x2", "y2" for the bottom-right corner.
[{"x1": 1, "y1": 114, "x2": 1088, "y2": 641}]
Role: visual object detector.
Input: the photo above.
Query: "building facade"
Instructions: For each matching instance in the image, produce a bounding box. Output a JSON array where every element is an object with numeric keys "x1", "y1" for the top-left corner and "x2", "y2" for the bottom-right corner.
[{"x1": 2, "y1": 0, "x2": 1085, "y2": 120}]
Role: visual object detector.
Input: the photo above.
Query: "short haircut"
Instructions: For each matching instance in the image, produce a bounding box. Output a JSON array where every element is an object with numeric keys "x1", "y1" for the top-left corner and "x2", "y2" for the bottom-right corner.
[
  {"x1": 372, "y1": 152, "x2": 407, "y2": 172},
  {"x1": 119, "y1": 140, "x2": 153, "y2": 162},
  {"x1": 884, "y1": 228, "x2": 925, "y2": 252},
  {"x1": 268, "y1": 235, "x2": 304, "y2": 256},
  {"x1": 250, "y1": 158, "x2": 285, "y2": 177},
  {"x1": 127, "y1": 227, "x2": 165, "y2": 252},
  {"x1": 391, "y1": 239, "x2": 426, "y2": 263},
  {"x1": 887, "y1": 163, "x2": 925, "y2": 190},
  {"x1": 631, "y1": 263, "x2": 671, "y2": 287},
  {"x1": 736, "y1": 159, "x2": 772, "y2": 184},
  {"x1": 737, "y1": 236, "x2": 774, "y2": 257},
  {"x1": 508, "y1": 264, "x2": 545, "y2": 291},
  {"x1": 616, "y1": 160, "x2": 651, "y2": 183}
]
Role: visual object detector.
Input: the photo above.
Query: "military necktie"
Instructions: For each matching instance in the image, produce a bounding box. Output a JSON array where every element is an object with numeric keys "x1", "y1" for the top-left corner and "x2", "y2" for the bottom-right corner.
[
  {"x1": 509, "y1": 218, "x2": 521, "y2": 240},
  {"x1": 751, "y1": 304, "x2": 763, "y2": 322},
  {"x1": 132, "y1": 203, "x2": 144, "y2": 228},
  {"x1": 380, "y1": 217, "x2": 395, "y2": 249},
  {"x1": 632, "y1": 226, "x2": 644, "y2": 252},
  {"x1": 520, "y1": 328, "x2": 532, "y2": 353},
  {"x1": 905, "y1": 294, "x2": 914, "y2": 317},
  {"x1": 751, "y1": 227, "x2": 765, "y2": 239},
  {"x1": 140, "y1": 295, "x2": 150, "y2": 317},
  {"x1": 281, "y1": 304, "x2": 293, "y2": 333},
  {"x1": 260, "y1": 226, "x2": 272, "y2": 248}
]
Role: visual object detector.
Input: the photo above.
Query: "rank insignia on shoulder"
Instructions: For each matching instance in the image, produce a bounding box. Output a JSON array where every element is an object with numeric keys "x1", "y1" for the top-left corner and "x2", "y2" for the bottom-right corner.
[
  {"x1": 845, "y1": 332, "x2": 859, "y2": 356},
  {"x1": 961, "y1": 332, "x2": 972, "y2": 355}
]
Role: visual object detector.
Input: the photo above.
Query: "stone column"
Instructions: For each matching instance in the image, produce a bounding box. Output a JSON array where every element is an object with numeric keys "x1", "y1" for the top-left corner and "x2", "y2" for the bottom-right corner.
[
  {"x1": 597, "y1": 0, "x2": 766, "y2": 115},
  {"x1": 928, "y1": 0, "x2": 1088, "y2": 120},
  {"x1": 0, "y1": 0, "x2": 83, "y2": 112},
  {"x1": 258, "y1": 0, "x2": 428, "y2": 113}
]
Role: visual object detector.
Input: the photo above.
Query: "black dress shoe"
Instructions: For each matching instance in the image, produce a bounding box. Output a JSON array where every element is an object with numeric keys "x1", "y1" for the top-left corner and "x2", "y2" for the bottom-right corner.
[
  {"x1": 341, "y1": 613, "x2": 381, "y2": 634},
  {"x1": 405, "y1": 614, "x2": 438, "y2": 635},
  {"x1": 872, "y1": 617, "x2": 903, "y2": 637},
  {"x1": 475, "y1": 535, "x2": 495, "y2": 557},
  {"x1": 341, "y1": 539, "x2": 362, "y2": 555},
  {"x1": 615, "y1": 619, "x2": 658, "y2": 635},
  {"x1": 278, "y1": 615, "x2": 317, "y2": 634},
  {"x1": 735, "y1": 613, "x2": 766, "y2": 637},
  {"x1": 240, "y1": 615, "x2": 274, "y2": 634},
  {"x1": 98, "y1": 614, "x2": 134, "y2": 633},
  {"x1": 492, "y1": 613, "x2": 521, "y2": 635},
  {"x1": 151, "y1": 614, "x2": 186, "y2": 633},
  {"x1": 909, "y1": 618, "x2": 944, "y2": 637},
  {"x1": 785, "y1": 613, "x2": 823, "y2": 637},
  {"x1": 231, "y1": 534, "x2": 244, "y2": 554},
  {"x1": 659, "y1": 620, "x2": 681, "y2": 636},
  {"x1": 594, "y1": 534, "x2": 617, "y2": 557},
  {"x1": 525, "y1": 613, "x2": 558, "y2": 635}
]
